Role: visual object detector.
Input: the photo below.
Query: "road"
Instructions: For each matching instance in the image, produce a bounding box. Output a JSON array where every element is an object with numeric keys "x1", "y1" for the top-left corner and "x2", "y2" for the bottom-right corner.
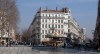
[{"x1": 0, "y1": 46, "x2": 99, "y2": 54}]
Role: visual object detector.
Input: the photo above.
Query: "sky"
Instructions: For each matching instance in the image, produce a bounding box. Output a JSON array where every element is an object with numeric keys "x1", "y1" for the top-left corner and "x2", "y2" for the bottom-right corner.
[{"x1": 16, "y1": 0, "x2": 98, "y2": 39}]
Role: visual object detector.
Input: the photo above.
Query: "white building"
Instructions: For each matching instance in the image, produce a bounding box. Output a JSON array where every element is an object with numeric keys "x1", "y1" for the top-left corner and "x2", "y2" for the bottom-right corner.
[
  {"x1": 29, "y1": 7, "x2": 86, "y2": 45},
  {"x1": 80, "y1": 28, "x2": 86, "y2": 43}
]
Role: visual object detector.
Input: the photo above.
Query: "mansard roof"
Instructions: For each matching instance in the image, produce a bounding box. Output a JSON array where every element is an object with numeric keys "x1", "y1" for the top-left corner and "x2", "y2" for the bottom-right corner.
[{"x1": 37, "y1": 7, "x2": 69, "y2": 13}]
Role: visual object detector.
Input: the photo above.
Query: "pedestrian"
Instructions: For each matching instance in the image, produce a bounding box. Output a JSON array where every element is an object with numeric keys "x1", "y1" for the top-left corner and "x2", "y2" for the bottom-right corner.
[
  {"x1": 6, "y1": 42, "x2": 8, "y2": 47},
  {"x1": 62, "y1": 43, "x2": 66, "y2": 48},
  {"x1": 1, "y1": 41, "x2": 4, "y2": 46},
  {"x1": 97, "y1": 47, "x2": 100, "y2": 52}
]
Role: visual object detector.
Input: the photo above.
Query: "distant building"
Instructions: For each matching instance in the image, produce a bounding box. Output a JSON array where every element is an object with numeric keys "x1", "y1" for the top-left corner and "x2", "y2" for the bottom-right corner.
[
  {"x1": 29, "y1": 7, "x2": 86, "y2": 45},
  {"x1": 79, "y1": 28, "x2": 86, "y2": 43}
]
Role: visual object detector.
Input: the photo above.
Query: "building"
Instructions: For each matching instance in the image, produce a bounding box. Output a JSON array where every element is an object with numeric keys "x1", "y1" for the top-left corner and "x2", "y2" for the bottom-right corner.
[
  {"x1": 94, "y1": 0, "x2": 100, "y2": 49},
  {"x1": 79, "y1": 28, "x2": 86, "y2": 43},
  {"x1": 29, "y1": 7, "x2": 86, "y2": 45}
]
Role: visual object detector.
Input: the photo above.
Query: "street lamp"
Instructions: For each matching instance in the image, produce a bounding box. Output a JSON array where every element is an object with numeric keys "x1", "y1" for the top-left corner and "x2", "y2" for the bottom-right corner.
[
  {"x1": 0, "y1": 17, "x2": 3, "y2": 45},
  {"x1": 6, "y1": 21, "x2": 10, "y2": 46}
]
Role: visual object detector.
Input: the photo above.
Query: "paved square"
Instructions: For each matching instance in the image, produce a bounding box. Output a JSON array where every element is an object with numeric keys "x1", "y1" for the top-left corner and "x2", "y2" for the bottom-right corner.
[{"x1": 0, "y1": 46, "x2": 99, "y2": 54}]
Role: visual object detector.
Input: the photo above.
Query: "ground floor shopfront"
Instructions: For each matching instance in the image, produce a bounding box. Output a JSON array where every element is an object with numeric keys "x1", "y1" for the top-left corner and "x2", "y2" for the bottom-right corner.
[{"x1": 0, "y1": 37, "x2": 14, "y2": 45}]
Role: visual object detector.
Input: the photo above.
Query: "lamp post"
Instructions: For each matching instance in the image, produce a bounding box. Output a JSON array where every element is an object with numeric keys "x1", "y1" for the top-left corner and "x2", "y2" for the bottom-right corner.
[
  {"x1": 7, "y1": 22, "x2": 10, "y2": 45},
  {"x1": 0, "y1": 17, "x2": 2, "y2": 42}
]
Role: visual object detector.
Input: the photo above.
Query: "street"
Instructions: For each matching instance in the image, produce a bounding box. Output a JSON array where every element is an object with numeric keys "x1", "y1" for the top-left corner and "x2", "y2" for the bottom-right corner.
[{"x1": 0, "y1": 46, "x2": 99, "y2": 54}]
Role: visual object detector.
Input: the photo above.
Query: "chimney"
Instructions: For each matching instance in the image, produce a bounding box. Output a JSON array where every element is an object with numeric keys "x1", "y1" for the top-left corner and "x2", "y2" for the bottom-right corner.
[
  {"x1": 39, "y1": 7, "x2": 42, "y2": 11},
  {"x1": 46, "y1": 7, "x2": 48, "y2": 11},
  {"x1": 62, "y1": 7, "x2": 68, "y2": 13},
  {"x1": 56, "y1": 7, "x2": 58, "y2": 11},
  {"x1": 64, "y1": 7, "x2": 67, "y2": 13},
  {"x1": 62, "y1": 8, "x2": 65, "y2": 12}
]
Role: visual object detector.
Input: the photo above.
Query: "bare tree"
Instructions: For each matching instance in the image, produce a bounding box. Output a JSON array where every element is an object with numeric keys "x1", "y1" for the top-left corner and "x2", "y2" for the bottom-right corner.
[
  {"x1": 0, "y1": 0, "x2": 19, "y2": 44},
  {"x1": 21, "y1": 29, "x2": 30, "y2": 44}
]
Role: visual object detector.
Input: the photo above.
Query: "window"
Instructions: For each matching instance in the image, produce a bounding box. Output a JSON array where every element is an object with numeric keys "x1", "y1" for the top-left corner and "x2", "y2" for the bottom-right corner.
[
  {"x1": 68, "y1": 16, "x2": 70, "y2": 18},
  {"x1": 58, "y1": 25, "x2": 60, "y2": 28},
  {"x1": 49, "y1": 30, "x2": 50, "y2": 33},
  {"x1": 58, "y1": 30, "x2": 60, "y2": 34},
  {"x1": 42, "y1": 24, "x2": 44, "y2": 28},
  {"x1": 44, "y1": 35, "x2": 45, "y2": 38},
  {"x1": 42, "y1": 35, "x2": 44, "y2": 38},
  {"x1": 52, "y1": 24, "x2": 54, "y2": 28},
  {"x1": 61, "y1": 31, "x2": 63, "y2": 34},
  {"x1": 45, "y1": 30, "x2": 47, "y2": 34},
  {"x1": 45, "y1": 19, "x2": 47, "y2": 22},
  {"x1": 59, "y1": 14, "x2": 60, "y2": 17},
  {"x1": 55, "y1": 25, "x2": 57, "y2": 28},
  {"x1": 55, "y1": 20, "x2": 57, "y2": 23},
  {"x1": 49, "y1": 14, "x2": 50, "y2": 17},
  {"x1": 49, "y1": 24, "x2": 50, "y2": 28},
  {"x1": 61, "y1": 15, "x2": 63, "y2": 17},
  {"x1": 42, "y1": 19, "x2": 44, "y2": 22},
  {"x1": 46, "y1": 14, "x2": 47, "y2": 17},
  {"x1": 55, "y1": 14, "x2": 57, "y2": 17},
  {"x1": 68, "y1": 29, "x2": 70, "y2": 32},
  {"x1": 58, "y1": 20, "x2": 60, "y2": 23},
  {"x1": 45, "y1": 24, "x2": 47, "y2": 28},
  {"x1": 52, "y1": 20, "x2": 54, "y2": 23},
  {"x1": 61, "y1": 25, "x2": 63, "y2": 28},
  {"x1": 42, "y1": 35, "x2": 45, "y2": 38},
  {"x1": 61, "y1": 20, "x2": 63, "y2": 23},
  {"x1": 42, "y1": 14, "x2": 44, "y2": 17},
  {"x1": 42, "y1": 30, "x2": 44, "y2": 34}
]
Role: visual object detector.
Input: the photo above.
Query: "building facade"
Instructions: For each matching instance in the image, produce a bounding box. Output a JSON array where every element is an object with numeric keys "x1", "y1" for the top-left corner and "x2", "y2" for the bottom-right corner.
[
  {"x1": 94, "y1": 0, "x2": 100, "y2": 49},
  {"x1": 29, "y1": 7, "x2": 86, "y2": 45}
]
